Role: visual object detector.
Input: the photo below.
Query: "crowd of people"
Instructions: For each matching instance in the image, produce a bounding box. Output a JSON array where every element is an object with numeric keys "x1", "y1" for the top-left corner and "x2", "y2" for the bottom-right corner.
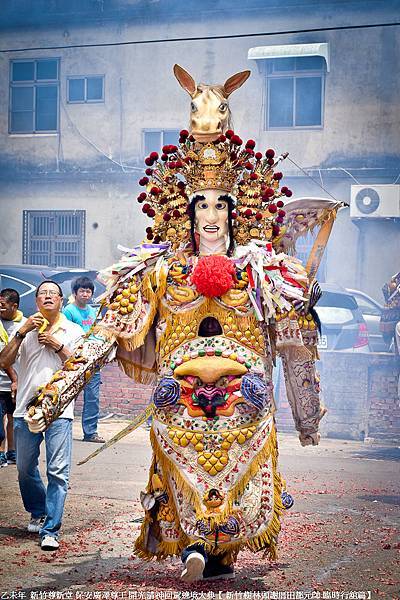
[{"x1": 0, "y1": 276, "x2": 102, "y2": 551}]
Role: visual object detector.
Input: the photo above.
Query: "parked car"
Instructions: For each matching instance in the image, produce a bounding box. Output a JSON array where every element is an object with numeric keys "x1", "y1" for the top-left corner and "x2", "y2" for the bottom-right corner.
[
  {"x1": 315, "y1": 284, "x2": 370, "y2": 352},
  {"x1": 346, "y1": 288, "x2": 389, "y2": 352},
  {"x1": 0, "y1": 265, "x2": 106, "y2": 317}
]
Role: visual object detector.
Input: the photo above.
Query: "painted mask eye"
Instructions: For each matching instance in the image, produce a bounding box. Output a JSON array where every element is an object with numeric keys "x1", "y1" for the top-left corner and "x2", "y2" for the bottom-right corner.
[
  {"x1": 191, "y1": 102, "x2": 198, "y2": 112},
  {"x1": 216, "y1": 202, "x2": 227, "y2": 210},
  {"x1": 197, "y1": 202, "x2": 208, "y2": 210},
  {"x1": 219, "y1": 102, "x2": 228, "y2": 112}
]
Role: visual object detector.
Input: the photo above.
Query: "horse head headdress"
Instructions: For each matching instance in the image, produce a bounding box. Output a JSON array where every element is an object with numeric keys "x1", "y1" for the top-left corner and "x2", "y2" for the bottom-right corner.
[{"x1": 173, "y1": 64, "x2": 250, "y2": 142}]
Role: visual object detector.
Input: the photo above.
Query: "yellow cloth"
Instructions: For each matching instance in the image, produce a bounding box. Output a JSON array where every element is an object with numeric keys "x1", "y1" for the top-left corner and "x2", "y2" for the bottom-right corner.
[{"x1": 0, "y1": 310, "x2": 25, "y2": 344}]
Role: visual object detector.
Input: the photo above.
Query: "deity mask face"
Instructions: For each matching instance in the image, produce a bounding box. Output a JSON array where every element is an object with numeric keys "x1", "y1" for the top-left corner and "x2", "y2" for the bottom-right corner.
[{"x1": 194, "y1": 189, "x2": 229, "y2": 244}]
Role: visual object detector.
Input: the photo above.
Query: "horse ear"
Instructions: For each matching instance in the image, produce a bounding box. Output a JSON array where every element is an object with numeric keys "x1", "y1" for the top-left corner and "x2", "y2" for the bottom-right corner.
[
  {"x1": 173, "y1": 64, "x2": 197, "y2": 98},
  {"x1": 223, "y1": 70, "x2": 251, "y2": 97}
]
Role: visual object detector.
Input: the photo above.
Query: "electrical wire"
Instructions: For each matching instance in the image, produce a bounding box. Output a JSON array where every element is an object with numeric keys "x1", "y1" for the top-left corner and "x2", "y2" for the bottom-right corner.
[
  {"x1": 286, "y1": 156, "x2": 349, "y2": 205},
  {"x1": 60, "y1": 99, "x2": 142, "y2": 172},
  {"x1": 1, "y1": 21, "x2": 399, "y2": 53}
]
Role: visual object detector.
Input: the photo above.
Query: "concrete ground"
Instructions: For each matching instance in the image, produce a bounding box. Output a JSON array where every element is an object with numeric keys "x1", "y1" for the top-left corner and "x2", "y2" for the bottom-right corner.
[{"x1": 0, "y1": 419, "x2": 399, "y2": 599}]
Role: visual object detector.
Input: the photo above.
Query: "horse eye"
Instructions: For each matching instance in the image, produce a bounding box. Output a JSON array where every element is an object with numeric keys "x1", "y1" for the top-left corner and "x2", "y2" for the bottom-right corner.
[
  {"x1": 219, "y1": 103, "x2": 228, "y2": 112},
  {"x1": 191, "y1": 102, "x2": 197, "y2": 112}
]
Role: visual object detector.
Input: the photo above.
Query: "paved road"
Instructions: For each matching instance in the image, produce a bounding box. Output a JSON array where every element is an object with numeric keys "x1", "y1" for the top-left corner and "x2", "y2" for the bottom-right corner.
[{"x1": 0, "y1": 421, "x2": 399, "y2": 599}]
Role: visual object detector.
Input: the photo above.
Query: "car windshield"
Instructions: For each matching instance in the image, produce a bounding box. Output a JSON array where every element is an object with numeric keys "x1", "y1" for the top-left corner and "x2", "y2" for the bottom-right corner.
[
  {"x1": 318, "y1": 291, "x2": 358, "y2": 309},
  {"x1": 315, "y1": 306, "x2": 354, "y2": 325}
]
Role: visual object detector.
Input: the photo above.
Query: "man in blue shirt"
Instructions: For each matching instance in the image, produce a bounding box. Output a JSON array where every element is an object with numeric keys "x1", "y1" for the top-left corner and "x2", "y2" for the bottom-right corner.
[{"x1": 63, "y1": 276, "x2": 104, "y2": 443}]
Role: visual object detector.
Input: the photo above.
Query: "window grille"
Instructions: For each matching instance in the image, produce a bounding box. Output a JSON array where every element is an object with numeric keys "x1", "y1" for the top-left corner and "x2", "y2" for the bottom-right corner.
[{"x1": 23, "y1": 210, "x2": 85, "y2": 268}]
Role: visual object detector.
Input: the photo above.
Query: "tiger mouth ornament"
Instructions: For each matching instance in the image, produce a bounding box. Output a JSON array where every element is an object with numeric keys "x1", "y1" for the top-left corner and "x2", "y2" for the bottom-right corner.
[
  {"x1": 137, "y1": 131, "x2": 291, "y2": 249},
  {"x1": 25, "y1": 65, "x2": 343, "y2": 582}
]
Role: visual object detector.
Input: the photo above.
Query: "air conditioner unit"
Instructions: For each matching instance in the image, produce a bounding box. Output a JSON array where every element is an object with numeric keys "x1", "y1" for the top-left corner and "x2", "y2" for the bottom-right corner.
[{"x1": 350, "y1": 185, "x2": 400, "y2": 218}]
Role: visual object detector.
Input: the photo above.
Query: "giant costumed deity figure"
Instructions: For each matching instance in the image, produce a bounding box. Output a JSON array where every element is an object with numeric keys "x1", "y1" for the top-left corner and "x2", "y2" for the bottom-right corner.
[{"x1": 26, "y1": 65, "x2": 342, "y2": 581}]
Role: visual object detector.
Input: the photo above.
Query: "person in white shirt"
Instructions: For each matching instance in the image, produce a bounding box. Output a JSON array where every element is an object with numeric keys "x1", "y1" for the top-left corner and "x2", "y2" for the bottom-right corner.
[
  {"x1": 0, "y1": 288, "x2": 27, "y2": 467},
  {"x1": 0, "y1": 280, "x2": 82, "y2": 551}
]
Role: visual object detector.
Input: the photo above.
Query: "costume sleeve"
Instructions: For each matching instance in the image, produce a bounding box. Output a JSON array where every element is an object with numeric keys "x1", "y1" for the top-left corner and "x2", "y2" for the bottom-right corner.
[
  {"x1": 275, "y1": 277, "x2": 326, "y2": 446},
  {"x1": 27, "y1": 243, "x2": 169, "y2": 428}
]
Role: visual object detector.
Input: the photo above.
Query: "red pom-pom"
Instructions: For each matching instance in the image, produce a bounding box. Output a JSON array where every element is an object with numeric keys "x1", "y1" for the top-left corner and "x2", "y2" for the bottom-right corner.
[
  {"x1": 278, "y1": 209, "x2": 286, "y2": 217},
  {"x1": 265, "y1": 149, "x2": 275, "y2": 159},
  {"x1": 177, "y1": 181, "x2": 186, "y2": 189},
  {"x1": 161, "y1": 154, "x2": 168, "y2": 161},
  {"x1": 150, "y1": 186, "x2": 160, "y2": 195},
  {"x1": 147, "y1": 208, "x2": 156, "y2": 218},
  {"x1": 231, "y1": 211, "x2": 237, "y2": 219},
  {"x1": 244, "y1": 208, "x2": 253, "y2": 217},
  {"x1": 277, "y1": 200, "x2": 284, "y2": 207},
  {"x1": 218, "y1": 134, "x2": 226, "y2": 142},
  {"x1": 250, "y1": 173, "x2": 258, "y2": 180},
  {"x1": 255, "y1": 152, "x2": 263, "y2": 160},
  {"x1": 139, "y1": 177, "x2": 149, "y2": 186},
  {"x1": 231, "y1": 135, "x2": 242, "y2": 146},
  {"x1": 145, "y1": 168, "x2": 153, "y2": 176},
  {"x1": 163, "y1": 213, "x2": 171, "y2": 221},
  {"x1": 255, "y1": 212, "x2": 263, "y2": 221},
  {"x1": 262, "y1": 188, "x2": 275, "y2": 199},
  {"x1": 272, "y1": 225, "x2": 280, "y2": 236},
  {"x1": 269, "y1": 204, "x2": 277, "y2": 214},
  {"x1": 274, "y1": 172, "x2": 283, "y2": 181},
  {"x1": 145, "y1": 157, "x2": 153, "y2": 166},
  {"x1": 150, "y1": 152, "x2": 159, "y2": 161},
  {"x1": 225, "y1": 130, "x2": 234, "y2": 139},
  {"x1": 180, "y1": 129, "x2": 189, "y2": 138},
  {"x1": 267, "y1": 157, "x2": 275, "y2": 166},
  {"x1": 191, "y1": 255, "x2": 236, "y2": 298},
  {"x1": 285, "y1": 189, "x2": 293, "y2": 197},
  {"x1": 245, "y1": 139, "x2": 256, "y2": 149},
  {"x1": 172, "y1": 209, "x2": 181, "y2": 218}
]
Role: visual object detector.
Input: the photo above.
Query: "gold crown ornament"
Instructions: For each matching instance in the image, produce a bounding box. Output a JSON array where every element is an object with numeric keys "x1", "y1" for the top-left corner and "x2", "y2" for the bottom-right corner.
[{"x1": 136, "y1": 129, "x2": 292, "y2": 249}]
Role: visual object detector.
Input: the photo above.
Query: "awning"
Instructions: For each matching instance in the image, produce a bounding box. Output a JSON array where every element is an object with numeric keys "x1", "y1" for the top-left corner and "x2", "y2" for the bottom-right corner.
[{"x1": 248, "y1": 43, "x2": 330, "y2": 71}]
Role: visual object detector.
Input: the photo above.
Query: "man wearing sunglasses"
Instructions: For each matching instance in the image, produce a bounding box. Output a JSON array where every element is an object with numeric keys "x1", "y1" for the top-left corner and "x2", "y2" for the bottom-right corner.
[{"x1": 0, "y1": 280, "x2": 82, "y2": 551}]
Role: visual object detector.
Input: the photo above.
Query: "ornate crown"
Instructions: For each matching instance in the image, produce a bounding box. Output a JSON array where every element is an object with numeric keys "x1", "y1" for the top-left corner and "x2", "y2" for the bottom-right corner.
[{"x1": 136, "y1": 129, "x2": 293, "y2": 249}]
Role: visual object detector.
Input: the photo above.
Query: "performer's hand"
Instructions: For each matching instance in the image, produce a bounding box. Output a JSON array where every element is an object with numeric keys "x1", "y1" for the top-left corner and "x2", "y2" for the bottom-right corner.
[
  {"x1": 24, "y1": 409, "x2": 46, "y2": 433},
  {"x1": 299, "y1": 431, "x2": 320, "y2": 446},
  {"x1": 19, "y1": 312, "x2": 46, "y2": 335}
]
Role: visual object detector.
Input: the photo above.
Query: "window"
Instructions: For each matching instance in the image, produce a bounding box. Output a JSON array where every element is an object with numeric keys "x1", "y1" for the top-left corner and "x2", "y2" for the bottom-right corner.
[
  {"x1": 9, "y1": 59, "x2": 59, "y2": 133},
  {"x1": 23, "y1": 210, "x2": 85, "y2": 268},
  {"x1": 67, "y1": 76, "x2": 104, "y2": 103},
  {"x1": 143, "y1": 129, "x2": 180, "y2": 157},
  {"x1": 266, "y1": 56, "x2": 325, "y2": 129}
]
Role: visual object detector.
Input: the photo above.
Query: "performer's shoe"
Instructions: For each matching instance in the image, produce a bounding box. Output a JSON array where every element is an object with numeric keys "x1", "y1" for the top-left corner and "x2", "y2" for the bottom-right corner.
[
  {"x1": 41, "y1": 535, "x2": 59, "y2": 551},
  {"x1": 181, "y1": 552, "x2": 206, "y2": 582}
]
